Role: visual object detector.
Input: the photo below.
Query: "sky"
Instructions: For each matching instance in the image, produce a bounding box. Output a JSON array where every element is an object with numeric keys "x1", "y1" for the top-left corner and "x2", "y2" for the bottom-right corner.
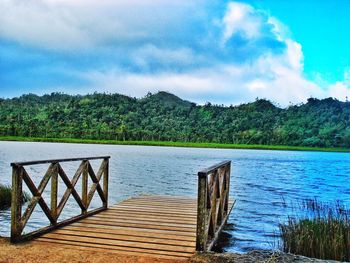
[{"x1": 1, "y1": 0, "x2": 350, "y2": 106}]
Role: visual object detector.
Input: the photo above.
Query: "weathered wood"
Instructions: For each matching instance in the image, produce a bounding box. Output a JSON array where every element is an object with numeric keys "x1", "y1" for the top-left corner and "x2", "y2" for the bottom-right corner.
[
  {"x1": 73, "y1": 222, "x2": 197, "y2": 237},
  {"x1": 196, "y1": 173, "x2": 208, "y2": 251},
  {"x1": 57, "y1": 163, "x2": 85, "y2": 214},
  {"x1": 10, "y1": 156, "x2": 110, "y2": 243},
  {"x1": 86, "y1": 161, "x2": 107, "y2": 208},
  {"x1": 207, "y1": 200, "x2": 235, "y2": 251},
  {"x1": 41, "y1": 233, "x2": 195, "y2": 253},
  {"x1": 82, "y1": 160, "x2": 88, "y2": 214},
  {"x1": 225, "y1": 163, "x2": 231, "y2": 212},
  {"x1": 51, "y1": 163, "x2": 58, "y2": 223},
  {"x1": 81, "y1": 219, "x2": 196, "y2": 232},
  {"x1": 64, "y1": 225, "x2": 196, "y2": 241},
  {"x1": 11, "y1": 157, "x2": 234, "y2": 259},
  {"x1": 108, "y1": 207, "x2": 198, "y2": 216},
  {"x1": 11, "y1": 165, "x2": 22, "y2": 243},
  {"x1": 18, "y1": 207, "x2": 106, "y2": 242},
  {"x1": 195, "y1": 160, "x2": 233, "y2": 252},
  {"x1": 105, "y1": 207, "x2": 197, "y2": 217},
  {"x1": 64, "y1": 224, "x2": 196, "y2": 241},
  {"x1": 11, "y1": 156, "x2": 111, "y2": 167},
  {"x1": 114, "y1": 201, "x2": 196, "y2": 206},
  {"x1": 103, "y1": 158, "x2": 109, "y2": 209},
  {"x1": 33, "y1": 195, "x2": 198, "y2": 259},
  {"x1": 94, "y1": 213, "x2": 197, "y2": 223},
  {"x1": 30, "y1": 194, "x2": 234, "y2": 259},
  {"x1": 46, "y1": 229, "x2": 196, "y2": 247},
  {"x1": 56, "y1": 161, "x2": 85, "y2": 218},
  {"x1": 132, "y1": 195, "x2": 197, "y2": 201},
  {"x1": 82, "y1": 217, "x2": 196, "y2": 228},
  {"x1": 114, "y1": 204, "x2": 197, "y2": 212},
  {"x1": 198, "y1": 160, "x2": 231, "y2": 175},
  {"x1": 21, "y1": 168, "x2": 56, "y2": 225}
]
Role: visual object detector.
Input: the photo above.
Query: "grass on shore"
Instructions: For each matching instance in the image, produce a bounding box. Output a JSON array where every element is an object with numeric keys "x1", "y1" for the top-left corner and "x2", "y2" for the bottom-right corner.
[
  {"x1": 279, "y1": 199, "x2": 350, "y2": 261},
  {"x1": 0, "y1": 136, "x2": 349, "y2": 153},
  {"x1": 0, "y1": 184, "x2": 30, "y2": 210}
]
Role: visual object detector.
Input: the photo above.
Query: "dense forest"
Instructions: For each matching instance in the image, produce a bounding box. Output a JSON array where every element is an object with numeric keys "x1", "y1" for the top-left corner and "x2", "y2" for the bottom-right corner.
[{"x1": 0, "y1": 91, "x2": 349, "y2": 148}]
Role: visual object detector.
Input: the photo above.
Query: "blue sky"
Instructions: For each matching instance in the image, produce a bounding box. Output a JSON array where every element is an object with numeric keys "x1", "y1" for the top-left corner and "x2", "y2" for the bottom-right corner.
[
  {"x1": 244, "y1": 0, "x2": 350, "y2": 83},
  {"x1": 1, "y1": 0, "x2": 349, "y2": 106}
]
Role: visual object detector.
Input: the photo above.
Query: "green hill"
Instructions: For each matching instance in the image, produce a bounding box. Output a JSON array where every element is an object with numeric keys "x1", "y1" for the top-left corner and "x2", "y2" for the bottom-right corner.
[{"x1": 0, "y1": 92, "x2": 349, "y2": 148}]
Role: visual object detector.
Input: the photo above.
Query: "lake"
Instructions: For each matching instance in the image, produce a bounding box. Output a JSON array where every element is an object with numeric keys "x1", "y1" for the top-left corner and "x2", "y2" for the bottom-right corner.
[{"x1": 0, "y1": 141, "x2": 349, "y2": 253}]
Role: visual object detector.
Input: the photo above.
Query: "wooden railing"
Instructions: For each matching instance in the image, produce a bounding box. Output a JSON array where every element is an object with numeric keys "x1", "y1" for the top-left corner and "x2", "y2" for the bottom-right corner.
[
  {"x1": 196, "y1": 160, "x2": 231, "y2": 251},
  {"x1": 10, "y1": 156, "x2": 110, "y2": 243}
]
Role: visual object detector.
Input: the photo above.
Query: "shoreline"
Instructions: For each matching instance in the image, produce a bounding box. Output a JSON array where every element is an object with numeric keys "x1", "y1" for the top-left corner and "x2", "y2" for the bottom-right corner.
[
  {"x1": 0, "y1": 136, "x2": 349, "y2": 153},
  {"x1": 0, "y1": 237, "x2": 339, "y2": 263}
]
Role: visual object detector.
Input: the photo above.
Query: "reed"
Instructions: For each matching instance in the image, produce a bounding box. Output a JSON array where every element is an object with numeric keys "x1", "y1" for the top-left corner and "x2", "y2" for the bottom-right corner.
[
  {"x1": 0, "y1": 184, "x2": 30, "y2": 210},
  {"x1": 279, "y1": 199, "x2": 350, "y2": 261}
]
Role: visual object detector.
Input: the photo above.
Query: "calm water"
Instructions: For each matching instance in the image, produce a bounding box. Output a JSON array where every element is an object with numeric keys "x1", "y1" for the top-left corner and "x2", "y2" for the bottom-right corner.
[{"x1": 0, "y1": 141, "x2": 349, "y2": 252}]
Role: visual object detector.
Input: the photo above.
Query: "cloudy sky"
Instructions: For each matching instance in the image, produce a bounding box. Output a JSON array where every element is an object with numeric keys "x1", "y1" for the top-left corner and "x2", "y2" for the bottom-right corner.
[{"x1": 1, "y1": 0, "x2": 350, "y2": 106}]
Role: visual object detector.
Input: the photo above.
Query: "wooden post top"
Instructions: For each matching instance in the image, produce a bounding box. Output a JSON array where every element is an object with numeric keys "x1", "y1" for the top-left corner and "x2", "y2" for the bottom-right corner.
[
  {"x1": 11, "y1": 156, "x2": 111, "y2": 167},
  {"x1": 197, "y1": 160, "x2": 231, "y2": 177}
]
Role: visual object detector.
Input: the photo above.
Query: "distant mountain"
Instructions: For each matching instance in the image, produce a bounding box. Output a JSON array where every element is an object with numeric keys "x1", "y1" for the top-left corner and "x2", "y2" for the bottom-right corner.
[
  {"x1": 142, "y1": 91, "x2": 192, "y2": 108},
  {"x1": 0, "y1": 92, "x2": 349, "y2": 147}
]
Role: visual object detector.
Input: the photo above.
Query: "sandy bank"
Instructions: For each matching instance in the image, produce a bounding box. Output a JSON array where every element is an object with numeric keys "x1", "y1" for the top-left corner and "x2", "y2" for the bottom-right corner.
[
  {"x1": 0, "y1": 238, "x2": 186, "y2": 263},
  {"x1": 0, "y1": 238, "x2": 342, "y2": 263}
]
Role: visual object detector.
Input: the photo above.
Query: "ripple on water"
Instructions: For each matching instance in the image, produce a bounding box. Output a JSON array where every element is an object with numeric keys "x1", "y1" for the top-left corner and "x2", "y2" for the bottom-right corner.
[{"x1": 0, "y1": 142, "x2": 349, "y2": 253}]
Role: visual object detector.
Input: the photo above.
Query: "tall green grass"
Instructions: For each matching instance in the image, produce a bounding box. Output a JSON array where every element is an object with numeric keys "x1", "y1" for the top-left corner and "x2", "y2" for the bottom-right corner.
[
  {"x1": 1, "y1": 136, "x2": 350, "y2": 152},
  {"x1": 279, "y1": 199, "x2": 350, "y2": 261},
  {"x1": 0, "y1": 184, "x2": 30, "y2": 210}
]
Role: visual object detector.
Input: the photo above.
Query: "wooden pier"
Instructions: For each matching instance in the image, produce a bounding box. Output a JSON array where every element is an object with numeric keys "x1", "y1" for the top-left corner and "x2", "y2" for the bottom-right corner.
[{"x1": 10, "y1": 157, "x2": 234, "y2": 260}]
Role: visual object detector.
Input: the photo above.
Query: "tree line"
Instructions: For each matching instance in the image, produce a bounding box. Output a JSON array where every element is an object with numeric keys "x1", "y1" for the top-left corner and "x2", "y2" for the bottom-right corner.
[{"x1": 0, "y1": 91, "x2": 349, "y2": 148}]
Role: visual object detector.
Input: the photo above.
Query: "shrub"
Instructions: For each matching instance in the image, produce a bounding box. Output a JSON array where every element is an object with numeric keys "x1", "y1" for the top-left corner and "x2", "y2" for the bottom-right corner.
[
  {"x1": 279, "y1": 199, "x2": 350, "y2": 261},
  {"x1": 0, "y1": 184, "x2": 30, "y2": 210}
]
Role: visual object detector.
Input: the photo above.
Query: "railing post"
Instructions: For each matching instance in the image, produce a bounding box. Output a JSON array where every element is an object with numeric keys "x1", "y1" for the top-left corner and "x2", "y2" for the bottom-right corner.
[
  {"x1": 9, "y1": 156, "x2": 110, "y2": 243},
  {"x1": 51, "y1": 163, "x2": 58, "y2": 223},
  {"x1": 196, "y1": 160, "x2": 233, "y2": 252},
  {"x1": 11, "y1": 165, "x2": 23, "y2": 243},
  {"x1": 196, "y1": 172, "x2": 208, "y2": 251},
  {"x1": 82, "y1": 160, "x2": 88, "y2": 214},
  {"x1": 225, "y1": 162, "x2": 231, "y2": 212},
  {"x1": 103, "y1": 158, "x2": 109, "y2": 209}
]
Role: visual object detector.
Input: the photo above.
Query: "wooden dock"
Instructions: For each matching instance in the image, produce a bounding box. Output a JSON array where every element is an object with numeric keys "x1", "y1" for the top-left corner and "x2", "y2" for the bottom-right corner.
[{"x1": 10, "y1": 157, "x2": 234, "y2": 260}]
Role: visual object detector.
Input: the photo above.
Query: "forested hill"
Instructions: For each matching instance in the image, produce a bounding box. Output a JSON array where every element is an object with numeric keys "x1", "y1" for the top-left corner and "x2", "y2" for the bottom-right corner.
[{"x1": 0, "y1": 91, "x2": 349, "y2": 148}]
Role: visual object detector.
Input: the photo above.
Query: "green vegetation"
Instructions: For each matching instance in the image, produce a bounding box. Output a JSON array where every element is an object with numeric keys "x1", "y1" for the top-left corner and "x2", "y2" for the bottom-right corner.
[
  {"x1": 0, "y1": 136, "x2": 349, "y2": 152},
  {"x1": 279, "y1": 199, "x2": 350, "y2": 261},
  {"x1": 0, "y1": 184, "x2": 12, "y2": 210},
  {"x1": 0, "y1": 91, "x2": 350, "y2": 148},
  {"x1": 0, "y1": 184, "x2": 30, "y2": 210}
]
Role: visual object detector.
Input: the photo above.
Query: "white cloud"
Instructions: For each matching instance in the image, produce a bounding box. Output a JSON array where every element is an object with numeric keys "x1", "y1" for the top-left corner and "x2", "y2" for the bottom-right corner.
[
  {"x1": 76, "y1": 8, "x2": 347, "y2": 107},
  {"x1": 328, "y1": 82, "x2": 350, "y2": 100},
  {"x1": 79, "y1": 51, "x2": 322, "y2": 107},
  {"x1": 130, "y1": 45, "x2": 202, "y2": 71},
  {"x1": 344, "y1": 68, "x2": 350, "y2": 86},
  {"x1": 69, "y1": 2, "x2": 326, "y2": 106},
  {"x1": 0, "y1": 0, "x2": 203, "y2": 51},
  {"x1": 0, "y1": 0, "x2": 95, "y2": 50},
  {"x1": 222, "y1": 2, "x2": 260, "y2": 41},
  {"x1": 1, "y1": 0, "x2": 349, "y2": 105}
]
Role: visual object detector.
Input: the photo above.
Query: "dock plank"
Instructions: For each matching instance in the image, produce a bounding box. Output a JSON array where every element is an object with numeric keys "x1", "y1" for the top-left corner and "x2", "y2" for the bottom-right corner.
[
  {"x1": 91, "y1": 211, "x2": 197, "y2": 223},
  {"x1": 32, "y1": 195, "x2": 234, "y2": 260},
  {"x1": 33, "y1": 196, "x2": 198, "y2": 259},
  {"x1": 53, "y1": 228, "x2": 196, "y2": 246},
  {"x1": 62, "y1": 225, "x2": 195, "y2": 241}
]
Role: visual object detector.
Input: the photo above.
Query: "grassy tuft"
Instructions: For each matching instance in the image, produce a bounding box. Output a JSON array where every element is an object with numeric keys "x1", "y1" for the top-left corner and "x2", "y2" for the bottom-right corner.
[
  {"x1": 0, "y1": 184, "x2": 30, "y2": 210},
  {"x1": 279, "y1": 199, "x2": 350, "y2": 261}
]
